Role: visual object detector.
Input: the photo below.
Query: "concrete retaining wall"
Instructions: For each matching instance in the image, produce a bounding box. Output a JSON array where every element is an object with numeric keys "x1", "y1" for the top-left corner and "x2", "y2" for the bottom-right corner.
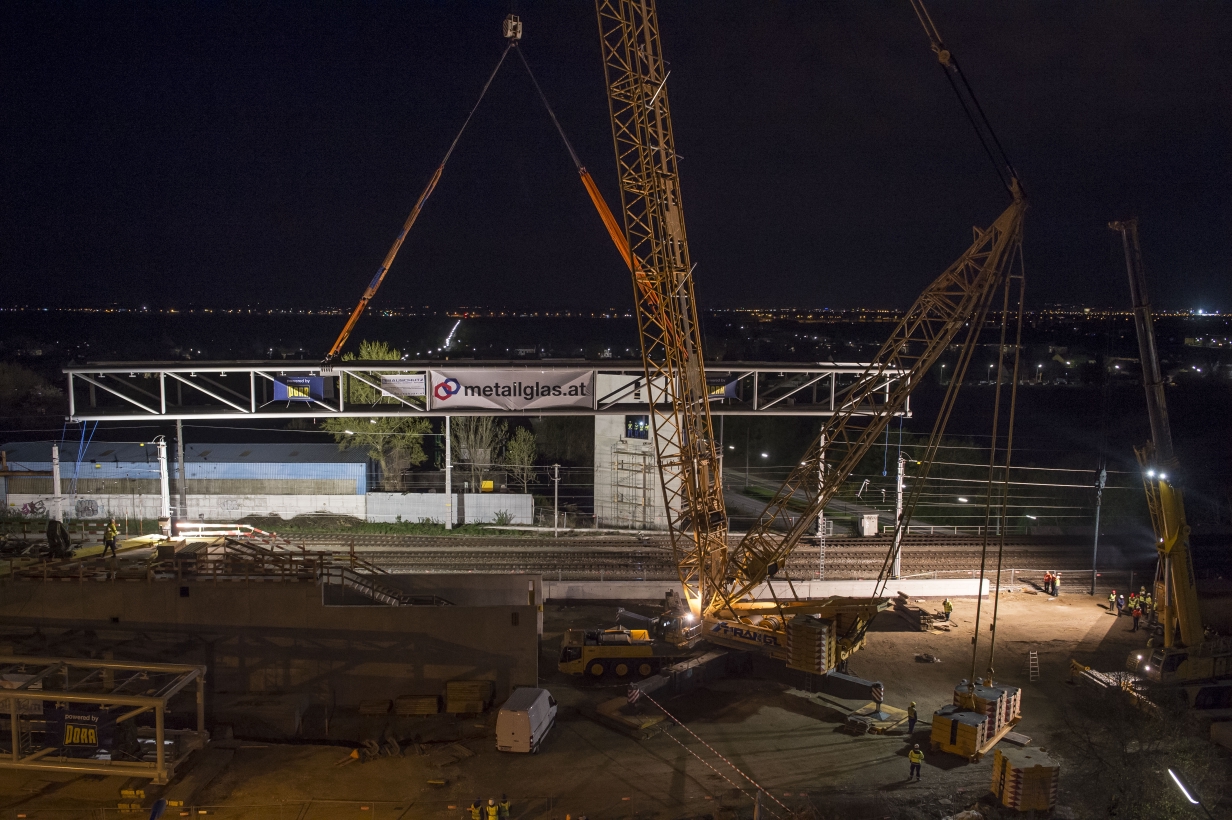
[
  {"x1": 0, "y1": 580, "x2": 538, "y2": 740},
  {"x1": 544, "y1": 578, "x2": 990, "y2": 602},
  {"x1": 366, "y1": 492, "x2": 457, "y2": 525},
  {"x1": 5, "y1": 493, "x2": 364, "y2": 521},
  {"x1": 460, "y1": 493, "x2": 533, "y2": 525},
  {"x1": 7, "y1": 491, "x2": 531, "y2": 525},
  {"x1": 365, "y1": 493, "x2": 532, "y2": 525}
]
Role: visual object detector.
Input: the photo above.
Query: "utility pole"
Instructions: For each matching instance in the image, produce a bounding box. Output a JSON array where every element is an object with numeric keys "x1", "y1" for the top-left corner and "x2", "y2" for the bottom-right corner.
[
  {"x1": 892, "y1": 453, "x2": 905, "y2": 578},
  {"x1": 444, "y1": 416, "x2": 452, "y2": 530},
  {"x1": 1091, "y1": 462, "x2": 1106, "y2": 595},
  {"x1": 156, "y1": 437, "x2": 171, "y2": 521},
  {"x1": 817, "y1": 434, "x2": 826, "y2": 580},
  {"x1": 175, "y1": 419, "x2": 188, "y2": 522},
  {"x1": 50, "y1": 444, "x2": 62, "y2": 522},
  {"x1": 552, "y1": 464, "x2": 561, "y2": 538}
]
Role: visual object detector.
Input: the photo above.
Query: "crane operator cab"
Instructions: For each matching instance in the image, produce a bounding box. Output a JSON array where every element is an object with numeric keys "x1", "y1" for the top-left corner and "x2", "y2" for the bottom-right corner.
[
  {"x1": 1127, "y1": 641, "x2": 1232, "y2": 684},
  {"x1": 617, "y1": 591, "x2": 702, "y2": 645}
]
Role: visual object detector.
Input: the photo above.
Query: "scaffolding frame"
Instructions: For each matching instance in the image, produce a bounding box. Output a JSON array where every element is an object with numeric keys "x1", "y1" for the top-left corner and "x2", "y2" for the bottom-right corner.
[
  {"x1": 0, "y1": 655, "x2": 207, "y2": 784},
  {"x1": 612, "y1": 441, "x2": 657, "y2": 530}
]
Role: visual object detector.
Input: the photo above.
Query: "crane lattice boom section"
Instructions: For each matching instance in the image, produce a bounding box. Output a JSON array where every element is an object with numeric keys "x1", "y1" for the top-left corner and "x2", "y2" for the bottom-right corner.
[
  {"x1": 596, "y1": 0, "x2": 729, "y2": 613},
  {"x1": 723, "y1": 195, "x2": 1026, "y2": 610}
]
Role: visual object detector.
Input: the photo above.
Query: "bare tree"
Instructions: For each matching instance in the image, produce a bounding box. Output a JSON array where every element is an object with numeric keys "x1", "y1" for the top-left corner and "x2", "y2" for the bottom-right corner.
[
  {"x1": 450, "y1": 416, "x2": 508, "y2": 490},
  {"x1": 503, "y1": 426, "x2": 537, "y2": 493},
  {"x1": 1060, "y1": 683, "x2": 1227, "y2": 819}
]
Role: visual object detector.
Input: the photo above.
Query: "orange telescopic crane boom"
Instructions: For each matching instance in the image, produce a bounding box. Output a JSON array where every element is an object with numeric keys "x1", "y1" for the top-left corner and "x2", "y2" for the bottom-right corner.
[{"x1": 325, "y1": 34, "x2": 518, "y2": 361}]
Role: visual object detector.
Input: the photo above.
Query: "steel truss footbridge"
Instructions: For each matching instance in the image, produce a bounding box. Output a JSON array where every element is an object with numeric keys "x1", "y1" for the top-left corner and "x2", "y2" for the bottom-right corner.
[{"x1": 63, "y1": 360, "x2": 908, "y2": 422}]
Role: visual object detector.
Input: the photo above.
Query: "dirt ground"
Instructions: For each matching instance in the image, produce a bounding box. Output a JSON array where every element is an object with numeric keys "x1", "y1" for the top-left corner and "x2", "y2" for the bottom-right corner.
[{"x1": 0, "y1": 587, "x2": 1186, "y2": 819}]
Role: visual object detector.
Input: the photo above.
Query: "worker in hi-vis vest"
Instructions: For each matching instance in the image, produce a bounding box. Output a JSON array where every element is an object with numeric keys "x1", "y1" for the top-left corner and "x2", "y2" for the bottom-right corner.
[{"x1": 908, "y1": 744, "x2": 924, "y2": 781}]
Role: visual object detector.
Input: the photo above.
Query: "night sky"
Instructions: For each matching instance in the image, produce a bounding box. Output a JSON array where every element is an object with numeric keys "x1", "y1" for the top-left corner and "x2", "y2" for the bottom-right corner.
[{"x1": 3, "y1": 2, "x2": 1229, "y2": 311}]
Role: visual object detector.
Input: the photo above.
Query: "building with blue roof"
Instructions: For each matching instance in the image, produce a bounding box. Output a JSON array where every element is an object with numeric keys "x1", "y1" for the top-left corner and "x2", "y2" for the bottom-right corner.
[{"x1": 2, "y1": 442, "x2": 369, "y2": 521}]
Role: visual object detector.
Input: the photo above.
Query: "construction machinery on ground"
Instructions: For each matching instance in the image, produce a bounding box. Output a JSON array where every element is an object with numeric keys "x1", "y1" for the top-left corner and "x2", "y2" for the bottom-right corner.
[
  {"x1": 558, "y1": 623, "x2": 692, "y2": 678},
  {"x1": 594, "y1": 0, "x2": 1026, "y2": 674},
  {"x1": 1111, "y1": 219, "x2": 1232, "y2": 684}
]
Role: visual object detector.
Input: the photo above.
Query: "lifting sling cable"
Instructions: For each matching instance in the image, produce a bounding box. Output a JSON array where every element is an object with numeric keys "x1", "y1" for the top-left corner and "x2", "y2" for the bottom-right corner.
[
  {"x1": 837, "y1": 0, "x2": 1029, "y2": 645},
  {"x1": 906, "y1": 0, "x2": 1028, "y2": 683},
  {"x1": 514, "y1": 47, "x2": 660, "y2": 305},
  {"x1": 969, "y1": 250, "x2": 1026, "y2": 684},
  {"x1": 325, "y1": 41, "x2": 515, "y2": 360},
  {"x1": 853, "y1": 221, "x2": 1016, "y2": 650},
  {"x1": 908, "y1": 0, "x2": 1020, "y2": 194},
  {"x1": 984, "y1": 245, "x2": 1027, "y2": 679}
]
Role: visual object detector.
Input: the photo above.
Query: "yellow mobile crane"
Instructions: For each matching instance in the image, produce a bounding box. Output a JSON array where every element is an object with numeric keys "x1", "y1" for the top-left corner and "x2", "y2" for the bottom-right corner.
[
  {"x1": 1112, "y1": 219, "x2": 1232, "y2": 684},
  {"x1": 594, "y1": 0, "x2": 1026, "y2": 674}
]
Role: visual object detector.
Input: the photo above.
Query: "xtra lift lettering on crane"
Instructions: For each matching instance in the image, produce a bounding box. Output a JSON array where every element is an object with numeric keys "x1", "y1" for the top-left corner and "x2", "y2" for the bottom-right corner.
[
  {"x1": 709, "y1": 620, "x2": 781, "y2": 648},
  {"x1": 430, "y1": 369, "x2": 593, "y2": 412}
]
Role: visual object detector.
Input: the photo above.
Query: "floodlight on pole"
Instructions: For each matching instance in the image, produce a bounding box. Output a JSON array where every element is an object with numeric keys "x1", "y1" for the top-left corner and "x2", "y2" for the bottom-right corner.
[
  {"x1": 1169, "y1": 769, "x2": 1199, "y2": 804},
  {"x1": 1167, "y1": 768, "x2": 1215, "y2": 818}
]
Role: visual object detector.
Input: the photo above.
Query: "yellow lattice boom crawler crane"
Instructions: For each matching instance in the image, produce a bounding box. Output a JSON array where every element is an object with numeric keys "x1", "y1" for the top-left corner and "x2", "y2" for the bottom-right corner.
[
  {"x1": 1111, "y1": 219, "x2": 1232, "y2": 684},
  {"x1": 593, "y1": 0, "x2": 1027, "y2": 675}
]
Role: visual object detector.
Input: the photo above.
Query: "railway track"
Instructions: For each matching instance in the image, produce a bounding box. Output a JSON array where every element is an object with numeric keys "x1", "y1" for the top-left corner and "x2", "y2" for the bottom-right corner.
[{"x1": 281, "y1": 532, "x2": 1147, "y2": 579}]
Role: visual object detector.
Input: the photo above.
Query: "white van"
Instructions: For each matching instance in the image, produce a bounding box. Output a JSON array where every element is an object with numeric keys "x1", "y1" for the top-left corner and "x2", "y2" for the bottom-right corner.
[{"x1": 496, "y1": 687, "x2": 557, "y2": 753}]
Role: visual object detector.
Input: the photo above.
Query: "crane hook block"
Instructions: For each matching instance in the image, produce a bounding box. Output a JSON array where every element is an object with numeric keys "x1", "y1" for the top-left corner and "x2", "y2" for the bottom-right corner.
[{"x1": 503, "y1": 14, "x2": 523, "y2": 41}]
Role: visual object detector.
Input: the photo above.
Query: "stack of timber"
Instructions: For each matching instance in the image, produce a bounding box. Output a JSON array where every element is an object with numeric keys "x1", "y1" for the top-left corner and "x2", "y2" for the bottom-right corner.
[
  {"x1": 786, "y1": 615, "x2": 835, "y2": 674},
  {"x1": 444, "y1": 680, "x2": 494, "y2": 714},
  {"x1": 990, "y1": 747, "x2": 1060, "y2": 812},
  {"x1": 892, "y1": 593, "x2": 935, "y2": 632}
]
